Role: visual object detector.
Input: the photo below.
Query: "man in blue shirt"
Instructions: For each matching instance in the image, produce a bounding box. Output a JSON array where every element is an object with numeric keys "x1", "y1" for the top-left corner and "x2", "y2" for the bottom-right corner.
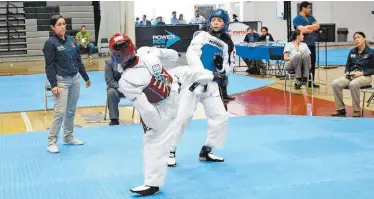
[
  {"x1": 293, "y1": 1, "x2": 320, "y2": 88},
  {"x1": 170, "y1": 11, "x2": 178, "y2": 24}
]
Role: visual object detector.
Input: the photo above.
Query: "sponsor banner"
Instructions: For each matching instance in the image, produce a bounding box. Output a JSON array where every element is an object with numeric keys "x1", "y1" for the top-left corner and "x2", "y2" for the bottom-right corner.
[
  {"x1": 135, "y1": 25, "x2": 200, "y2": 52},
  {"x1": 228, "y1": 22, "x2": 260, "y2": 44}
]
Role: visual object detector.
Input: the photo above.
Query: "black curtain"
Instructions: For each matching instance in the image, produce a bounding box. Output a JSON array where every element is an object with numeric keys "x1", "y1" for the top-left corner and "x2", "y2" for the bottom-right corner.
[
  {"x1": 284, "y1": 1, "x2": 291, "y2": 42},
  {"x1": 92, "y1": 1, "x2": 101, "y2": 45}
]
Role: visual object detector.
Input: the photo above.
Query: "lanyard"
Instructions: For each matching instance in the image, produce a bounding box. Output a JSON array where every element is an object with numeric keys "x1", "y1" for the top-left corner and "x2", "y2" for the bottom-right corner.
[{"x1": 293, "y1": 42, "x2": 301, "y2": 53}]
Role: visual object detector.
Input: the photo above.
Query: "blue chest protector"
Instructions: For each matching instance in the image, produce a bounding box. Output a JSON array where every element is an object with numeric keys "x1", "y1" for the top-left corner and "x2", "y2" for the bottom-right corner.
[{"x1": 200, "y1": 36, "x2": 225, "y2": 73}]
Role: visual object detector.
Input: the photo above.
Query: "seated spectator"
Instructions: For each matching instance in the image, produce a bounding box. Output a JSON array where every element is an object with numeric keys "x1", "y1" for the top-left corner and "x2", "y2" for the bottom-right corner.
[
  {"x1": 104, "y1": 57, "x2": 125, "y2": 125},
  {"x1": 244, "y1": 27, "x2": 259, "y2": 43},
  {"x1": 75, "y1": 25, "x2": 95, "y2": 58},
  {"x1": 170, "y1": 11, "x2": 178, "y2": 24},
  {"x1": 283, "y1": 29, "x2": 311, "y2": 89},
  {"x1": 135, "y1": 17, "x2": 140, "y2": 26},
  {"x1": 156, "y1": 16, "x2": 165, "y2": 26},
  {"x1": 178, "y1": 14, "x2": 187, "y2": 24},
  {"x1": 331, "y1": 31, "x2": 374, "y2": 117},
  {"x1": 190, "y1": 11, "x2": 206, "y2": 24},
  {"x1": 243, "y1": 27, "x2": 265, "y2": 76},
  {"x1": 139, "y1": 15, "x2": 151, "y2": 26},
  {"x1": 257, "y1": 27, "x2": 274, "y2": 42}
]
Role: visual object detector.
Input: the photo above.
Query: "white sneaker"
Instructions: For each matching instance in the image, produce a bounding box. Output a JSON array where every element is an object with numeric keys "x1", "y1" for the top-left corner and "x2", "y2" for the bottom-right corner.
[
  {"x1": 64, "y1": 137, "x2": 84, "y2": 145},
  {"x1": 47, "y1": 144, "x2": 59, "y2": 153}
]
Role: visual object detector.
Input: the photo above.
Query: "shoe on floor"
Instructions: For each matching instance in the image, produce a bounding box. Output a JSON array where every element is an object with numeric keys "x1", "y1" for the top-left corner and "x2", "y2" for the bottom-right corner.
[
  {"x1": 223, "y1": 95, "x2": 236, "y2": 101},
  {"x1": 331, "y1": 109, "x2": 346, "y2": 117},
  {"x1": 47, "y1": 144, "x2": 59, "y2": 153},
  {"x1": 130, "y1": 185, "x2": 160, "y2": 196},
  {"x1": 109, "y1": 119, "x2": 120, "y2": 126},
  {"x1": 308, "y1": 82, "x2": 320, "y2": 88},
  {"x1": 352, "y1": 111, "x2": 361, "y2": 118},
  {"x1": 199, "y1": 146, "x2": 224, "y2": 162},
  {"x1": 168, "y1": 151, "x2": 176, "y2": 167},
  {"x1": 294, "y1": 82, "x2": 302, "y2": 90},
  {"x1": 64, "y1": 137, "x2": 84, "y2": 145}
]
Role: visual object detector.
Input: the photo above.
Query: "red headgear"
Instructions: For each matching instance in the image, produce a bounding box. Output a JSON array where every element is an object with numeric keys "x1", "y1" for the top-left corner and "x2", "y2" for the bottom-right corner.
[{"x1": 109, "y1": 33, "x2": 137, "y2": 66}]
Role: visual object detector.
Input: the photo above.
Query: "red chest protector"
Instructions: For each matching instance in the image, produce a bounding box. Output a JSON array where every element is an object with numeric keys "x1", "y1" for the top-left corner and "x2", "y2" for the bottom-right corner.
[{"x1": 143, "y1": 67, "x2": 174, "y2": 103}]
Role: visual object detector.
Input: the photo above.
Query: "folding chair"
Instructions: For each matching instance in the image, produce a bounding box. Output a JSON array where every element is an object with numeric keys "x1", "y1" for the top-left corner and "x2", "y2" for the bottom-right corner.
[
  {"x1": 359, "y1": 85, "x2": 374, "y2": 117},
  {"x1": 268, "y1": 47, "x2": 285, "y2": 77},
  {"x1": 98, "y1": 37, "x2": 110, "y2": 57},
  {"x1": 284, "y1": 70, "x2": 314, "y2": 103},
  {"x1": 44, "y1": 79, "x2": 53, "y2": 115},
  {"x1": 103, "y1": 96, "x2": 136, "y2": 122}
]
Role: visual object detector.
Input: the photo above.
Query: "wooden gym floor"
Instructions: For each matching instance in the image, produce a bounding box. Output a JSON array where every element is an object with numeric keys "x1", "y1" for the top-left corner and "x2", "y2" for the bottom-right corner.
[{"x1": 1, "y1": 52, "x2": 373, "y2": 135}]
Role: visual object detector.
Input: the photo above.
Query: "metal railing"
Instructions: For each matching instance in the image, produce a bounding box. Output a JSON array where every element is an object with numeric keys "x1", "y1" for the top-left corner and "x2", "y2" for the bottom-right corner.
[{"x1": 6, "y1": 2, "x2": 21, "y2": 51}]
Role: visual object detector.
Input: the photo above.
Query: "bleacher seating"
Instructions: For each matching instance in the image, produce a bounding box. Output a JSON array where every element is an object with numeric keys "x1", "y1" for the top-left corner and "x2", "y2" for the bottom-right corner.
[
  {"x1": 0, "y1": 1, "x2": 27, "y2": 56},
  {"x1": 0, "y1": 1, "x2": 96, "y2": 57}
]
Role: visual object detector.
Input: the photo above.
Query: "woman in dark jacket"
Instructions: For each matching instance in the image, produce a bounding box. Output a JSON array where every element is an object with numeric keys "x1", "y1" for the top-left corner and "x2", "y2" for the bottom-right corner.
[{"x1": 43, "y1": 15, "x2": 91, "y2": 153}]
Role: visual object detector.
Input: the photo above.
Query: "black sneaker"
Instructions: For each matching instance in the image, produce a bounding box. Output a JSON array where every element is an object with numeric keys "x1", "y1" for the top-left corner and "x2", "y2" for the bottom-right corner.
[
  {"x1": 294, "y1": 82, "x2": 302, "y2": 90},
  {"x1": 109, "y1": 119, "x2": 119, "y2": 126},
  {"x1": 308, "y1": 82, "x2": 320, "y2": 88},
  {"x1": 130, "y1": 185, "x2": 160, "y2": 196},
  {"x1": 199, "y1": 146, "x2": 224, "y2": 162},
  {"x1": 331, "y1": 109, "x2": 346, "y2": 117},
  {"x1": 168, "y1": 151, "x2": 176, "y2": 167},
  {"x1": 223, "y1": 95, "x2": 236, "y2": 101}
]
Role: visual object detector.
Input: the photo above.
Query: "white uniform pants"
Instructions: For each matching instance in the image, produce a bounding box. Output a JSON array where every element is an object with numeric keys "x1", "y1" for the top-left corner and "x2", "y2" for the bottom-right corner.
[
  {"x1": 168, "y1": 81, "x2": 228, "y2": 150},
  {"x1": 142, "y1": 89, "x2": 179, "y2": 187}
]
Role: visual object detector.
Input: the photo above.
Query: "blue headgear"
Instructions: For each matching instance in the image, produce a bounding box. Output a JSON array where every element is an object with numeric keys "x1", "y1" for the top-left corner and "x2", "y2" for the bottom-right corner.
[{"x1": 207, "y1": 9, "x2": 229, "y2": 33}]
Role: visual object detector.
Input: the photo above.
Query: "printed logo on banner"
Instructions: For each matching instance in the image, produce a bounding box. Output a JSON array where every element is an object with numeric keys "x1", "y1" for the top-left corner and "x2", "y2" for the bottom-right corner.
[
  {"x1": 228, "y1": 22, "x2": 250, "y2": 45},
  {"x1": 231, "y1": 30, "x2": 247, "y2": 36},
  {"x1": 152, "y1": 30, "x2": 181, "y2": 48}
]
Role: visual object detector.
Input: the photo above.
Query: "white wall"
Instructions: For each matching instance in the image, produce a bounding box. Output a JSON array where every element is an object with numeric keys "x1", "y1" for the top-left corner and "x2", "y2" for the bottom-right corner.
[
  {"x1": 97, "y1": 1, "x2": 135, "y2": 50},
  {"x1": 241, "y1": 1, "x2": 287, "y2": 41},
  {"x1": 134, "y1": 1, "x2": 203, "y2": 24},
  {"x1": 134, "y1": 1, "x2": 242, "y2": 24},
  {"x1": 329, "y1": 1, "x2": 374, "y2": 41},
  {"x1": 241, "y1": 1, "x2": 374, "y2": 42}
]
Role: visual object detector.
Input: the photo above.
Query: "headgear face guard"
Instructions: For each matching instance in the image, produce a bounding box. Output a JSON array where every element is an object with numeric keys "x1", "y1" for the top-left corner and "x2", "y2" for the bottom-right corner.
[
  {"x1": 207, "y1": 9, "x2": 229, "y2": 33},
  {"x1": 109, "y1": 33, "x2": 136, "y2": 66}
]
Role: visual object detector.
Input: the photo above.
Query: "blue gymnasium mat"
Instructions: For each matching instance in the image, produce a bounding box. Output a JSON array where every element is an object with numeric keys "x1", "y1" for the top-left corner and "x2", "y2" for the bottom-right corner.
[
  {"x1": 0, "y1": 71, "x2": 132, "y2": 113},
  {"x1": 234, "y1": 47, "x2": 353, "y2": 66},
  {"x1": 0, "y1": 71, "x2": 273, "y2": 113},
  {"x1": 317, "y1": 48, "x2": 350, "y2": 66},
  {"x1": 1, "y1": 115, "x2": 374, "y2": 199}
]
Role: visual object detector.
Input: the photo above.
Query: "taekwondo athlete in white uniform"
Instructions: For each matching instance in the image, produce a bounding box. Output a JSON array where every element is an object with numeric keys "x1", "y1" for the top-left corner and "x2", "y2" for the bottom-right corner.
[
  {"x1": 108, "y1": 34, "x2": 228, "y2": 196},
  {"x1": 165, "y1": 9, "x2": 230, "y2": 167}
]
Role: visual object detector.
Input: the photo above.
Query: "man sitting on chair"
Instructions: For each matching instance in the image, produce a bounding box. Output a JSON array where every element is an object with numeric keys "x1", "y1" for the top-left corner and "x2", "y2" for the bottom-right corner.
[
  {"x1": 105, "y1": 56, "x2": 124, "y2": 125},
  {"x1": 75, "y1": 25, "x2": 95, "y2": 58},
  {"x1": 331, "y1": 31, "x2": 374, "y2": 117}
]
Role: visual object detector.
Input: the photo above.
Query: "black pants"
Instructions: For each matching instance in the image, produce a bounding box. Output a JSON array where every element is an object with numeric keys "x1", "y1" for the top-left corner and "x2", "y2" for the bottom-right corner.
[
  {"x1": 308, "y1": 45, "x2": 316, "y2": 81},
  {"x1": 218, "y1": 85, "x2": 228, "y2": 111}
]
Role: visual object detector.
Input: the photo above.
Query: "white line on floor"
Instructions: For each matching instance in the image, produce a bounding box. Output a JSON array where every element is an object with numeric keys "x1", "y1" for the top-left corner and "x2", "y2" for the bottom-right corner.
[{"x1": 21, "y1": 112, "x2": 32, "y2": 132}]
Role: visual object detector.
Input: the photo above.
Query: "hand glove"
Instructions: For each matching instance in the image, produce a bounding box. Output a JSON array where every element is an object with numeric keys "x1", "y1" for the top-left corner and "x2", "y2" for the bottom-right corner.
[{"x1": 213, "y1": 53, "x2": 224, "y2": 71}]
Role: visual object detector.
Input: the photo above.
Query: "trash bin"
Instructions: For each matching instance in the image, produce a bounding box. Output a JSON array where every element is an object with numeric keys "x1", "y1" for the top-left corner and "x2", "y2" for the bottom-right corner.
[{"x1": 337, "y1": 28, "x2": 348, "y2": 42}]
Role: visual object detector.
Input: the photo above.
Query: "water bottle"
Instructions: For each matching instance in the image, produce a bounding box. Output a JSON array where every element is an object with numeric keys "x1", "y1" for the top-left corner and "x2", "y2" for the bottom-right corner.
[
  {"x1": 266, "y1": 35, "x2": 270, "y2": 46},
  {"x1": 306, "y1": 103, "x2": 312, "y2": 116}
]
